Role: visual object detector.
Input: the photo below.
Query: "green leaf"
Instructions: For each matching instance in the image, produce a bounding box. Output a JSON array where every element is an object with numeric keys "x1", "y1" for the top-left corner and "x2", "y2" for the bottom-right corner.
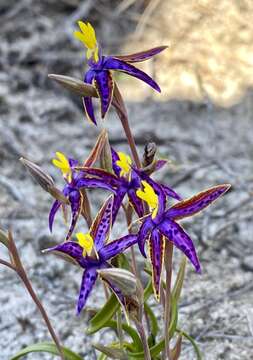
[
  {"x1": 105, "y1": 320, "x2": 142, "y2": 351},
  {"x1": 10, "y1": 342, "x2": 83, "y2": 360},
  {"x1": 98, "y1": 354, "x2": 107, "y2": 360},
  {"x1": 179, "y1": 330, "x2": 202, "y2": 360},
  {"x1": 87, "y1": 294, "x2": 120, "y2": 334},
  {"x1": 127, "y1": 296, "x2": 178, "y2": 359},
  {"x1": 143, "y1": 280, "x2": 153, "y2": 302},
  {"x1": 172, "y1": 256, "x2": 187, "y2": 303},
  {"x1": 144, "y1": 302, "x2": 158, "y2": 340}
]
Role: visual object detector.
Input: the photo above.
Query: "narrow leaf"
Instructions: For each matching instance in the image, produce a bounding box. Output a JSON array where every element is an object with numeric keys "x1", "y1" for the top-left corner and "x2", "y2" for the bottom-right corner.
[
  {"x1": 87, "y1": 294, "x2": 119, "y2": 334},
  {"x1": 172, "y1": 256, "x2": 187, "y2": 303},
  {"x1": 144, "y1": 302, "x2": 158, "y2": 339},
  {"x1": 179, "y1": 330, "x2": 202, "y2": 360},
  {"x1": 104, "y1": 320, "x2": 142, "y2": 351},
  {"x1": 127, "y1": 297, "x2": 178, "y2": 359},
  {"x1": 10, "y1": 342, "x2": 83, "y2": 360}
]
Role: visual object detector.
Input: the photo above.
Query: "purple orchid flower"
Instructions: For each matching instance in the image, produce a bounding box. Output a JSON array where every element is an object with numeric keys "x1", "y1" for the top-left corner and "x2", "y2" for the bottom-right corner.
[
  {"x1": 75, "y1": 148, "x2": 181, "y2": 224},
  {"x1": 135, "y1": 170, "x2": 231, "y2": 299},
  {"x1": 45, "y1": 196, "x2": 138, "y2": 314},
  {"x1": 49, "y1": 152, "x2": 116, "y2": 241},
  {"x1": 74, "y1": 21, "x2": 167, "y2": 125}
]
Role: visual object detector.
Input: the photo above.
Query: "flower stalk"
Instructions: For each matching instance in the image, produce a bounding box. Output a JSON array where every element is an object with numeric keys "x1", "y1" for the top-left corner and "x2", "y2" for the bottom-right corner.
[
  {"x1": 0, "y1": 230, "x2": 65, "y2": 360},
  {"x1": 164, "y1": 241, "x2": 174, "y2": 360}
]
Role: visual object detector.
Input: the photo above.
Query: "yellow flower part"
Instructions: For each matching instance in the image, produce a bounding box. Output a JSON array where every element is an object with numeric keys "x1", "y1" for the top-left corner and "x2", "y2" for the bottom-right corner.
[
  {"x1": 52, "y1": 152, "x2": 72, "y2": 182},
  {"x1": 76, "y1": 232, "x2": 94, "y2": 257},
  {"x1": 136, "y1": 180, "x2": 158, "y2": 218},
  {"x1": 116, "y1": 152, "x2": 132, "y2": 177},
  {"x1": 74, "y1": 21, "x2": 99, "y2": 63}
]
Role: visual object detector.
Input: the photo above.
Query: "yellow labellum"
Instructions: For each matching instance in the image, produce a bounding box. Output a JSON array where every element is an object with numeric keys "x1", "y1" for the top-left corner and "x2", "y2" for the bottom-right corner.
[
  {"x1": 52, "y1": 152, "x2": 71, "y2": 182},
  {"x1": 74, "y1": 21, "x2": 99, "y2": 62},
  {"x1": 136, "y1": 180, "x2": 158, "y2": 218},
  {"x1": 116, "y1": 152, "x2": 132, "y2": 177},
  {"x1": 76, "y1": 232, "x2": 94, "y2": 257}
]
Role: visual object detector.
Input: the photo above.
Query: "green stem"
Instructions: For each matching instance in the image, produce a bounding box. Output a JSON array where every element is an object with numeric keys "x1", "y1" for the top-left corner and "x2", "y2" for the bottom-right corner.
[{"x1": 164, "y1": 242, "x2": 173, "y2": 360}]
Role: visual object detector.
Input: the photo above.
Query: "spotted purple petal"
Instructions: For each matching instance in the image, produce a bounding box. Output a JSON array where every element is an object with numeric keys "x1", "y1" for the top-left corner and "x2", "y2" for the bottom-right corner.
[
  {"x1": 137, "y1": 216, "x2": 154, "y2": 258},
  {"x1": 160, "y1": 183, "x2": 182, "y2": 201},
  {"x1": 76, "y1": 177, "x2": 116, "y2": 193},
  {"x1": 100, "y1": 234, "x2": 138, "y2": 261},
  {"x1": 114, "y1": 46, "x2": 167, "y2": 63},
  {"x1": 166, "y1": 184, "x2": 231, "y2": 221},
  {"x1": 112, "y1": 187, "x2": 127, "y2": 224},
  {"x1": 77, "y1": 267, "x2": 98, "y2": 314},
  {"x1": 44, "y1": 241, "x2": 83, "y2": 265},
  {"x1": 149, "y1": 228, "x2": 165, "y2": 300},
  {"x1": 65, "y1": 189, "x2": 81, "y2": 241},
  {"x1": 77, "y1": 167, "x2": 120, "y2": 187},
  {"x1": 83, "y1": 70, "x2": 96, "y2": 125},
  {"x1": 110, "y1": 147, "x2": 121, "y2": 177},
  {"x1": 104, "y1": 57, "x2": 161, "y2": 92},
  {"x1": 94, "y1": 70, "x2": 114, "y2": 118},
  {"x1": 49, "y1": 200, "x2": 61, "y2": 232},
  {"x1": 90, "y1": 196, "x2": 113, "y2": 251},
  {"x1": 158, "y1": 219, "x2": 201, "y2": 273},
  {"x1": 128, "y1": 188, "x2": 144, "y2": 218}
]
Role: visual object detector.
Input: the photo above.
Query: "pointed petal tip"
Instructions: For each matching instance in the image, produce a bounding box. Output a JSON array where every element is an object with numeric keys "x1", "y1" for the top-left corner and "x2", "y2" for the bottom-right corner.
[
  {"x1": 196, "y1": 266, "x2": 201, "y2": 274},
  {"x1": 138, "y1": 241, "x2": 147, "y2": 258}
]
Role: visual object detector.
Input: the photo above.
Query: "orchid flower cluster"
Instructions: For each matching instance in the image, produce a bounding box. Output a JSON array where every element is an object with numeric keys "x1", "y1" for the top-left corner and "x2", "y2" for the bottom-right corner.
[{"x1": 15, "y1": 22, "x2": 230, "y2": 359}]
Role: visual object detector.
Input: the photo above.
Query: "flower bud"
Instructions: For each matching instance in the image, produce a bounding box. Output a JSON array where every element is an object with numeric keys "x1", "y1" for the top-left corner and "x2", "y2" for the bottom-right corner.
[
  {"x1": 48, "y1": 74, "x2": 98, "y2": 98},
  {"x1": 20, "y1": 157, "x2": 69, "y2": 204}
]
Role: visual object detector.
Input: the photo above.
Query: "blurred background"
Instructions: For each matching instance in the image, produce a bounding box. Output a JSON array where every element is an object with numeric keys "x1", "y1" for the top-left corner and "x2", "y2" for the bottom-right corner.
[{"x1": 0, "y1": 0, "x2": 253, "y2": 359}]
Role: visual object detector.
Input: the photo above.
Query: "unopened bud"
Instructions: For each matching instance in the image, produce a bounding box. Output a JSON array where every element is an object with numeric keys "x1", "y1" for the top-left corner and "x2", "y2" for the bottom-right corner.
[
  {"x1": 48, "y1": 74, "x2": 98, "y2": 98},
  {"x1": 20, "y1": 157, "x2": 69, "y2": 204},
  {"x1": 97, "y1": 268, "x2": 137, "y2": 296},
  {"x1": 142, "y1": 142, "x2": 157, "y2": 167},
  {"x1": 0, "y1": 228, "x2": 9, "y2": 248}
]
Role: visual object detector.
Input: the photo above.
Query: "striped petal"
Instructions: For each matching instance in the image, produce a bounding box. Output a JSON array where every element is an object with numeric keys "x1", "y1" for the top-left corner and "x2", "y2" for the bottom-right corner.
[
  {"x1": 158, "y1": 219, "x2": 201, "y2": 273},
  {"x1": 104, "y1": 57, "x2": 161, "y2": 92},
  {"x1": 90, "y1": 195, "x2": 113, "y2": 251},
  {"x1": 149, "y1": 228, "x2": 165, "y2": 301},
  {"x1": 114, "y1": 46, "x2": 168, "y2": 63},
  {"x1": 100, "y1": 234, "x2": 138, "y2": 261},
  {"x1": 77, "y1": 268, "x2": 97, "y2": 314},
  {"x1": 166, "y1": 184, "x2": 231, "y2": 220},
  {"x1": 94, "y1": 70, "x2": 114, "y2": 118},
  {"x1": 83, "y1": 70, "x2": 96, "y2": 125}
]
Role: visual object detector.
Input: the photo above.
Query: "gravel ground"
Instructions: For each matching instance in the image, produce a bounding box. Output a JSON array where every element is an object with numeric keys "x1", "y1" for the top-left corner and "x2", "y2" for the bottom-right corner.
[{"x1": 0, "y1": 1, "x2": 253, "y2": 359}]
